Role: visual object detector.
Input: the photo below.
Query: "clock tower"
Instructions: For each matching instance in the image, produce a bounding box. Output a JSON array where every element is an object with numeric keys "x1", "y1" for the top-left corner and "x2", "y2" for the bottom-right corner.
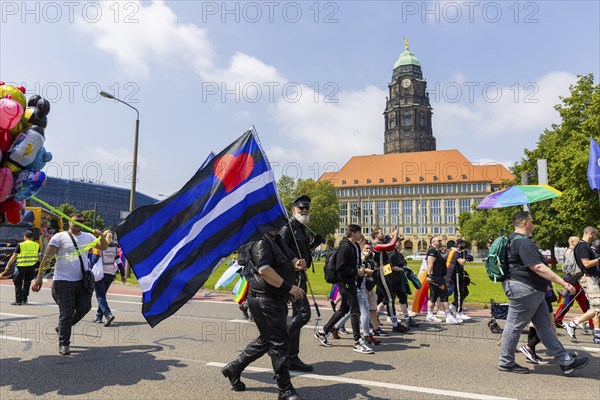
[{"x1": 384, "y1": 38, "x2": 436, "y2": 154}]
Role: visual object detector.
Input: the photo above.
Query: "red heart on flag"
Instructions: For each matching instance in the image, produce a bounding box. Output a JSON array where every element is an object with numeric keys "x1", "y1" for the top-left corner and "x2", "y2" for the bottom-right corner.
[{"x1": 214, "y1": 153, "x2": 255, "y2": 192}]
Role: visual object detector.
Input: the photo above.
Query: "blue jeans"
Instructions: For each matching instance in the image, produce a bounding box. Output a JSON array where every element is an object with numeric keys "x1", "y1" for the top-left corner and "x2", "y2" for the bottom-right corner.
[
  {"x1": 95, "y1": 274, "x2": 115, "y2": 320},
  {"x1": 499, "y1": 280, "x2": 572, "y2": 367}
]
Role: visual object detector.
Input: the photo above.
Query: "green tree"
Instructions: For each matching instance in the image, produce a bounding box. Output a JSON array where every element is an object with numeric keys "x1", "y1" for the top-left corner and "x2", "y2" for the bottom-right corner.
[
  {"x1": 57, "y1": 203, "x2": 78, "y2": 228},
  {"x1": 513, "y1": 74, "x2": 600, "y2": 258},
  {"x1": 458, "y1": 208, "x2": 515, "y2": 247},
  {"x1": 82, "y1": 210, "x2": 105, "y2": 231},
  {"x1": 56, "y1": 204, "x2": 105, "y2": 231},
  {"x1": 276, "y1": 176, "x2": 339, "y2": 240}
]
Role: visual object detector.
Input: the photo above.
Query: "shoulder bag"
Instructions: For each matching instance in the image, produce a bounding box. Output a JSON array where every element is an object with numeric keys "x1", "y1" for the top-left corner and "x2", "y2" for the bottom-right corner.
[{"x1": 67, "y1": 232, "x2": 95, "y2": 294}]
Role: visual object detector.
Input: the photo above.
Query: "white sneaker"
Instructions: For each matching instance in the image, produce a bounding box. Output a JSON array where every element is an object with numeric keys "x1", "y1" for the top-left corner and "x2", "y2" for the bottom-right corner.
[
  {"x1": 457, "y1": 312, "x2": 471, "y2": 320},
  {"x1": 449, "y1": 304, "x2": 457, "y2": 315},
  {"x1": 436, "y1": 310, "x2": 446, "y2": 316},
  {"x1": 426, "y1": 315, "x2": 441, "y2": 323},
  {"x1": 446, "y1": 316, "x2": 461, "y2": 324},
  {"x1": 407, "y1": 310, "x2": 417, "y2": 317},
  {"x1": 353, "y1": 339, "x2": 374, "y2": 354}
]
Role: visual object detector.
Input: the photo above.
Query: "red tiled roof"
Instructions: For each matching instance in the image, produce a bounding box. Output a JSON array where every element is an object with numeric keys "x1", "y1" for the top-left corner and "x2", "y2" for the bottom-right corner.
[{"x1": 319, "y1": 150, "x2": 513, "y2": 187}]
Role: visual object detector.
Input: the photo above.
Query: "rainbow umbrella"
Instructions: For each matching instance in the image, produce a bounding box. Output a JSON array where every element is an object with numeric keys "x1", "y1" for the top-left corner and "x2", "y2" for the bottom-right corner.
[{"x1": 476, "y1": 184, "x2": 562, "y2": 209}]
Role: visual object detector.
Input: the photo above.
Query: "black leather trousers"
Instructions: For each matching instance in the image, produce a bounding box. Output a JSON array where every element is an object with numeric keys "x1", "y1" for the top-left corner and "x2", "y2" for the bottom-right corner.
[
  {"x1": 233, "y1": 292, "x2": 292, "y2": 390},
  {"x1": 288, "y1": 278, "x2": 311, "y2": 361}
]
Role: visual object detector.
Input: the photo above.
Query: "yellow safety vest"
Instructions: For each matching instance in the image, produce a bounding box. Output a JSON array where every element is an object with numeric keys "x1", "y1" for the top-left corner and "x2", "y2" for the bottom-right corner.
[{"x1": 17, "y1": 240, "x2": 40, "y2": 267}]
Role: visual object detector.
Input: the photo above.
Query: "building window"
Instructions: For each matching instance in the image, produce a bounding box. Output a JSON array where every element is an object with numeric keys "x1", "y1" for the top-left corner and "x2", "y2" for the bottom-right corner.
[
  {"x1": 419, "y1": 112, "x2": 426, "y2": 126},
  {"x1": 402, "y1": 110, "x2": 411, "y2": 126},
  {"x1": 445, "y1": 199, "x2": 456, "y2": 224},
  {"x1": 473, "y1": 198, "x2": 483, "y2": 206},
  {"x1": 402, "y1": 200, "x2": 412, "y2": 225},
  {"x1": 404, "y1": 227, "x2": 412, "y2": 234},
  {"x1": 362, "y1": 201, "x2": 373, "y2": 227},
  {"x1": 389, "y1": 201, "x2": 399, "y2": 225},
  {"x1": 459, "y1": 199, "x2": 471, "y2": 213},
  {"x1": 430, "y1": 199, "x2": 441, "y2": 224},
  {"x1": 417, "y1": 199, "x2": 427, "y2": 225},
  {"x1": 418, "y1": 226, "x2": 427, "y2": 235},
  {"x1": 432, "y1": 227, "x2": 440, "y2": 234},
  {"x1": 447, "y1": 226, "x2": 456, "y2": 234},
  {"x1": 350, "y1": 201, "x2": 359, "y2": 224},
  {"x1": 339, "y1": 203, "x2": 347, "y2": 226},
  {"x1": 376, "y1": 201, "x2": 386, "y2": 225}
]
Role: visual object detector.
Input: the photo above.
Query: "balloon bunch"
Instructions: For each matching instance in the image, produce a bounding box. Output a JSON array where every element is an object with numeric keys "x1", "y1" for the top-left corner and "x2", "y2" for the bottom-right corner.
[{"x1": 0, "y1": 82, "x2": 53, "y2": 224}]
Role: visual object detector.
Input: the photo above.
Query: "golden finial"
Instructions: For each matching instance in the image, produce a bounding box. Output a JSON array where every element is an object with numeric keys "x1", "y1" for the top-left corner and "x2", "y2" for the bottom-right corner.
[{"x1": 404, "y1": 37, "x2": 409, "y2": 50}]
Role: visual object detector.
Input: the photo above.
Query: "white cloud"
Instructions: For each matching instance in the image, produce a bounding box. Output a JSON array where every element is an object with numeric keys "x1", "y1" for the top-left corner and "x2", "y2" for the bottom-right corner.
[
  {"x1": 433, "y1": 71, "x2": 577, "y2": 162},
  {"x1": 76, "y1": 1, "x2": 214, "y2": 79},
  {"x1": 76, "y1": 1, "x2": 283, "y2": 86},
  {"x1": 270, "y1": 84, "x2": 386, "y2": 178}
]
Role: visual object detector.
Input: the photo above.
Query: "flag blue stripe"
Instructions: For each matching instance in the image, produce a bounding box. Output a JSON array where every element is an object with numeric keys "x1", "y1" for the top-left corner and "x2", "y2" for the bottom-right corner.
[
  {"x1": 142, "y1": 204, "x2": 285, "y2": 314},
  {"x1": 133, "y1": 180, "x2": 278, "y2": 280},
  {"x1": 121, "y1": 156, "x2": 270, "y2": 253}
]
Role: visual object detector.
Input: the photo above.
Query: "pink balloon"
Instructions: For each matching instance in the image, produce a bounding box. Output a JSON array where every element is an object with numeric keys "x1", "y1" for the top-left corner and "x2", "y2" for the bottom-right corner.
[{"x1": 0, "y1": 96, "x2": 24, "y2": 130}]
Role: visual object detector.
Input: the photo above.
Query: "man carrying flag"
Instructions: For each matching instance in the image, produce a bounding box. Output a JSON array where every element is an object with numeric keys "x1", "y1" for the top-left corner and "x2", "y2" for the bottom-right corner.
[
  {"x1": 280, "y1": 195, "x2": 326, "y2": 372},
  {"x1": 222, "y1": 229, "x2": 306, "y2": 400}
]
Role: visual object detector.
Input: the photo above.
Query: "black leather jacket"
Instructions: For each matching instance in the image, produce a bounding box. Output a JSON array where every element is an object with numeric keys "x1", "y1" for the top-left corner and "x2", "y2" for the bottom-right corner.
[
  {"x1": 280, "y1": 218, "x2": 312, "y2": 276},
  {"x1": 249, "y1": 233, "x2": 297, "y2": 297}
]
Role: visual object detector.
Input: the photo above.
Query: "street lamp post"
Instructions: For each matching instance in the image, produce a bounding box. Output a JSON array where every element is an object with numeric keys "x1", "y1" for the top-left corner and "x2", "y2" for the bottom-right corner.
[{"x1": 100, "y1": 91, "x2": 139, "y2": 277}]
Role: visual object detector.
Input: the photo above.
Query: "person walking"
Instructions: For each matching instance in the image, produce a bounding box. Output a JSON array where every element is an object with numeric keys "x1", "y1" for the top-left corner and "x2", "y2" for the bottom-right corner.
[
  {"x1": 31, "y1": 213, "x2": 108, "y2": 356},
  {"x1": 280, "y1": 195, "x2": 325, "y2": 372},
  {"x1": 4, "y1": 230, "x2": 40, "y2": 305},
  {"x1": 89, "y1": 230, "x2": 126, "y2": 326},
  {"x1": 498, "y1": 211, "x2": 589, "y2": 375},
  {"x1": 221, "y1": 229, "x2": 306, "y2": 400},
  {"x1": 315, "y1": 225, "x2": 374, "y2": 354}
]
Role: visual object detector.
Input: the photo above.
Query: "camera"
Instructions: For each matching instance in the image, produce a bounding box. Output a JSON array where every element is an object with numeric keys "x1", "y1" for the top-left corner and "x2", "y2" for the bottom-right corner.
[{"x1": 460, "y1": 249, "x2": 473, "y2": 261}]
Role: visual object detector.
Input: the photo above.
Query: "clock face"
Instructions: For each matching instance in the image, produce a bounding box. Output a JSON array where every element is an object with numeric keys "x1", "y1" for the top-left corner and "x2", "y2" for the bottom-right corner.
[{"x1": 401, "y1": 78, "x2": 412, "y2": 88}]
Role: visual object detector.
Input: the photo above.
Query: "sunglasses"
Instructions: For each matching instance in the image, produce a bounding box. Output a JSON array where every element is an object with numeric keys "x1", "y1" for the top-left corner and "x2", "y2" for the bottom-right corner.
[{"x1": 297, "y1": 206, "x2": 310, "y2": 210}]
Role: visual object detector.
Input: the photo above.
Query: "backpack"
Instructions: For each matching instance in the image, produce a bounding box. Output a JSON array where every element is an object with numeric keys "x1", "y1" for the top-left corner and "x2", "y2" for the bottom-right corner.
[
  {"x1": 562, "y1": 247, "x2": 583, "y2": 282},
  {"x1": 236, "y1": 242, "x2": 257, "y2": 279},
  {"x1": 324, "y1": 249, "x2": 339, "y2": 284},
  {"x1": 485, "y1": 234, "x2": 525, "y2": 282}
]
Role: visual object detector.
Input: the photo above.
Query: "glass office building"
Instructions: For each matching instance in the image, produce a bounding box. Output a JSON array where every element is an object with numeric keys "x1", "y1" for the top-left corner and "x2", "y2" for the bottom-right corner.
[{"x1": 28, "y1": 177, "x2": 157, "y2": 229}]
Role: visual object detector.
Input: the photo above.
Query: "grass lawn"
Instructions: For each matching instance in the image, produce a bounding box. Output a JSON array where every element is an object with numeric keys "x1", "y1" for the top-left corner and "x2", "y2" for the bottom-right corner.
[{"x1": 123, "y1": 259, "x2": 575, "y2": 310}]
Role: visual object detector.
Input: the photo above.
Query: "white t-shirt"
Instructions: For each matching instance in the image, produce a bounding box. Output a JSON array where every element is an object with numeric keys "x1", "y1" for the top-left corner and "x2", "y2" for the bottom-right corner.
[{"x1": 49, "y1": 231, "x2": 97, "y2": 281}]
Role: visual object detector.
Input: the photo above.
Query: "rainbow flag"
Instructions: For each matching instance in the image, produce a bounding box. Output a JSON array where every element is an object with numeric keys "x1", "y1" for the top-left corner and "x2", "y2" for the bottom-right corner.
[{"x1": 233, "y1": 277, "x2": 249, "y2": 304}]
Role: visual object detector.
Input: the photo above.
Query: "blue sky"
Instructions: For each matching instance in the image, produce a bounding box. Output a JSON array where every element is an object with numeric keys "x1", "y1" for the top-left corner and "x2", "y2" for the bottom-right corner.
[{"x1": 1, "y1": 1, "x2": 598, "y2": 199}]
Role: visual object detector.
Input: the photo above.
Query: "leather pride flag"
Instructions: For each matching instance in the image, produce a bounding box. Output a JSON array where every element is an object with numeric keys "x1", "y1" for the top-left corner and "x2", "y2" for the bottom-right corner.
[{"x1": 116, "y1": 128, "x2": 287, "y2": 327}]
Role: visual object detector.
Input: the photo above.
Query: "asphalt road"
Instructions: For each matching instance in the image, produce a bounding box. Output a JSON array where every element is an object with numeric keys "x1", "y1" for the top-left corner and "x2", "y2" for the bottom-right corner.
[{"x1": 1, "y1": 281, "x2": 598, "y2": 400}]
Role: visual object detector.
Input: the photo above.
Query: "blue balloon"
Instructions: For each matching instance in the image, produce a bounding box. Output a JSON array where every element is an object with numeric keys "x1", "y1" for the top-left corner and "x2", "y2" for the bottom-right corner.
[{"x1": 13, "y1": 170, "x2": 46, "y2": 200}]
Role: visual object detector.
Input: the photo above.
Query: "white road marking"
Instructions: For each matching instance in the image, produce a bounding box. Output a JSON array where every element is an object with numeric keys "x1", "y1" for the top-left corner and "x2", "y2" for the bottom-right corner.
[
  {"x1": 0, "y1": 312, "x2": 36, "y2": 319},
  {"x1": 581, "y1": 346, "x2": 599, "y2": 353},
  {"x1": 206, "y1": 362, "x2": 516, "y2": 400},
  {"x1": 1, "y1": 335, "x2": 32, "y2": 342}
]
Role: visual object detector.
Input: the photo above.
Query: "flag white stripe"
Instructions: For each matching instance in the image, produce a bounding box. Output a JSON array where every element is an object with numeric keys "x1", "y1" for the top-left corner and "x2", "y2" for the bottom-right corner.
[{"x1": 138, "y1": 170, "x2": 274, "y2": 292}]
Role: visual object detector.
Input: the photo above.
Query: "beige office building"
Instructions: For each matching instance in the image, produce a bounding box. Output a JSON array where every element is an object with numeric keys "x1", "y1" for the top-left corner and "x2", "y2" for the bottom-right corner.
[{"x1": 319, "y1": 41, "x2": 513, "y2": 253}]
